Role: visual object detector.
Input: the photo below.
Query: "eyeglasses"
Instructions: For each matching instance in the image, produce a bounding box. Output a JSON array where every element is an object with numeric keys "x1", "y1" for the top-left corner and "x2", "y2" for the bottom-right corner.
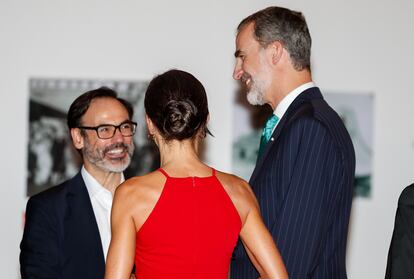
[{"x1": 78, "y1": 121, "x2": 137, "y2": 139}]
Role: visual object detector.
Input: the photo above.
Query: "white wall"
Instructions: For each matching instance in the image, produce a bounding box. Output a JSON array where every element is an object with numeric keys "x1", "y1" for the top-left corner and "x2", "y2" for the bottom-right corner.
[{"x1": 1, "y1": 0, "x2": 413, "y2": 278}]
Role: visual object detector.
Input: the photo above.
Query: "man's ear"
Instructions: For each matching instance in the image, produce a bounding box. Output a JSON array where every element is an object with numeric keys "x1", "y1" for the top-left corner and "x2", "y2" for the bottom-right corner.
[
  {"x1": 269, "y1": 41, "x2": 284, "y2": 65},
  {"x1": 71, "y1": 128, "x2": 84, "y2": 150}
]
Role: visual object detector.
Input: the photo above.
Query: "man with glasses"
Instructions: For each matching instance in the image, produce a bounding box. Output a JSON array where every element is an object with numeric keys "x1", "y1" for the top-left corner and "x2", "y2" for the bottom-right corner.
[{"x1": 20, "y1": 87, "x2": 136, "y2": 279}]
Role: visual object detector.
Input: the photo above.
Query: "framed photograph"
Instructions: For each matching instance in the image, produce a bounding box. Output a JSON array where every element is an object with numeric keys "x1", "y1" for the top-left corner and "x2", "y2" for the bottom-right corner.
[{"x1": 27, "y1": 78, "x2": 159, "y2": 196}]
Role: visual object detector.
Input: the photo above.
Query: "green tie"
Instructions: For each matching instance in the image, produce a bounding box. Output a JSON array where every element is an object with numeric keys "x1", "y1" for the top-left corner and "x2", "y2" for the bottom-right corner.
[{"x1": 258, "y1": 114, "x2": 279, "y2": 158}]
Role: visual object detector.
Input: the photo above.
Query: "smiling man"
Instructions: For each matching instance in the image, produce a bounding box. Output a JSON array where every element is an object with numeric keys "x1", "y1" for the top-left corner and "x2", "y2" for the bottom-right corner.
[
  {"x1": 231, "y1": 6, "x2": 356, "y2": 279},
  {"x1": 20, "y1": 87, "x2": 136, "y2": 279}
]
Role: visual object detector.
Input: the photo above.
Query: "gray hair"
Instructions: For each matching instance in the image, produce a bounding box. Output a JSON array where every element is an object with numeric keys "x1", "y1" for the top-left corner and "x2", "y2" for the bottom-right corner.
[{"x1": 238, "y1": 6, "x2": 312, "y2": 71}]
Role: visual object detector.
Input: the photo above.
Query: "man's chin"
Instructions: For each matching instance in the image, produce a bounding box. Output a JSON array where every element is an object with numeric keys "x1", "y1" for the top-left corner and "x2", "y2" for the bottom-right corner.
[
  {"x1": 104, "y1": 164, "x2": 129, "y2": 173},
  {"x1": 247, "y1": 91, "x2": 265, "y2": 106},
  {"x1": 102, "y1": 158, "x2": 131, "y2": 173}
]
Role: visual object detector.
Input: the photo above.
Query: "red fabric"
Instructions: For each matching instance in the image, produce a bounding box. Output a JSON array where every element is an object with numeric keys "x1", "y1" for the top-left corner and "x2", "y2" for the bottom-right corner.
[{"x1": 135, "y1": 168, "x2": 242, "y2": 278}]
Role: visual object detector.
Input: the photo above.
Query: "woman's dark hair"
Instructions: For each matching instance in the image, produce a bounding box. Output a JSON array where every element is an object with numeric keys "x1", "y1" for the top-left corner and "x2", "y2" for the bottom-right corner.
[
  {"x1": 145, "y1": 69, "x2": 211, "y2": 141},
  {"x1": 67, "y1": 86, "x2": 133, "y2": 129}
]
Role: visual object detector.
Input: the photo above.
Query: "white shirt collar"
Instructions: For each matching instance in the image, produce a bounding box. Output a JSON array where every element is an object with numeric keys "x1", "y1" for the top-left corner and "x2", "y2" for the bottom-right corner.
[
  {"x1": 274, "y1": 81, "x2": 316, "y2": 120},
  {"x1": 81, "y1": 165, "x2": 125, "y2": 198},
  {"x1": 80, "y1": 165, "x2": 125, "y2": 261},
  {"x1": 269, "y1": 82, "x2": 315, "y2": 134}
]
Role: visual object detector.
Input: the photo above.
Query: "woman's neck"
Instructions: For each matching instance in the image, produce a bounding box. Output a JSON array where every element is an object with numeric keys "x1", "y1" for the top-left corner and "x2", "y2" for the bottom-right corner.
[{"x1": 158, "y1": 138, "x2": 207, "y2": 176}]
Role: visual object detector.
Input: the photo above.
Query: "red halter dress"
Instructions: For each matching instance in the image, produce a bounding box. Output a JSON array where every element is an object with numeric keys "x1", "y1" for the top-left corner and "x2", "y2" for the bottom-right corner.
[{"x1": 135, "y1": 168, "x2": 242, "y2": 278}]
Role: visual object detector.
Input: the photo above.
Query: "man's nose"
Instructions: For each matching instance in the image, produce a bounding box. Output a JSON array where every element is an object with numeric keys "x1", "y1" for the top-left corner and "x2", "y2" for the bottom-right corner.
[
  {"x1": 233, "y1": 62, "x2": 243, "y2": 80},
  {"x1": 112, "y1": 127, "x2": 125, "y2": 142}
]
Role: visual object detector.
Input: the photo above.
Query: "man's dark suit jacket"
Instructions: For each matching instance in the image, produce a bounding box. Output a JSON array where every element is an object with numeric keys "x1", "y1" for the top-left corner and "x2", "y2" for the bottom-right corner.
[
  {"x1": 231, "y1": 87, "x2": 355, "y2": 279},
  {"x1": 385, "y1": 183, "x2": 414, "y2": 279},
  {"x1": 20, "y1": 172, "x2": 105, "y2": 279}
]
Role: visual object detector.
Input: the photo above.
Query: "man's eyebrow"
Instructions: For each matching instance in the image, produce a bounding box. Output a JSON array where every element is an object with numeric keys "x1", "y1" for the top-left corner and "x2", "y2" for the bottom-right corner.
[{"x1": 234, "y1": 50, "x2": 242, "y2": 58}]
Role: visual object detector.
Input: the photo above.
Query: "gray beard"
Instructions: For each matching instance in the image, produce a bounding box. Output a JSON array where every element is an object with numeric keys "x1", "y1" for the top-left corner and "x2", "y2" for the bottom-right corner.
[
  {"x1": 83, "y1": 142, "x2": 134, "y2": 173},
  {"x1": 246, "y1": 86, "x2": 266, "y2": 106},
  {"x1": 93, "y1": 154, "x2": 132, "y2": 173}
]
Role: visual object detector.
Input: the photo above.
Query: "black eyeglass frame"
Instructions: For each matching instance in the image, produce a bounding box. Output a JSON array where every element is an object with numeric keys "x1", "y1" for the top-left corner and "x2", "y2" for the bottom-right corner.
[{"x1": 77, "y1": 121, "x2": 137, "y2": 139}]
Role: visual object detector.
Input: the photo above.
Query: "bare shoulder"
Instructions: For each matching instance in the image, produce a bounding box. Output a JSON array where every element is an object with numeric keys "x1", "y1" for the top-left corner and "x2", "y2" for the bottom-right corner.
[
  {"x1": 112, "y1": 170, "x2": 167, "y2": 231},
  {"x1": 114, "y1": 170, "x2": 166, "y2": 210},
  {"x1": 215, "y1": 170, "x2": 259, "y2": 224},
  {"x1": 215, "y1": 171, "x2": 254, "y2": 199}
]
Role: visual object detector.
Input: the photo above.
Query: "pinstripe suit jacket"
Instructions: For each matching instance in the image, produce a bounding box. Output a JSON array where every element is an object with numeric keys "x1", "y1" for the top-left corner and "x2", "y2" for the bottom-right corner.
[{"x1": 231, "y1": 87, "x2": 355, "y2": 279}]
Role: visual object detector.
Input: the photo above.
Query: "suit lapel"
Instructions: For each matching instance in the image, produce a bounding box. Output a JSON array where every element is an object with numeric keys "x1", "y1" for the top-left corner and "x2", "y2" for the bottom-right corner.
[
  {"x1": 249, "y1": 115, "x2": 286, "y2": 184},
  {"x1": 249, "y1": 87, "x2": 323, "y2": 185},
  {"x1": 63, "y1": 173, "x2": 105, "y2": 269}
]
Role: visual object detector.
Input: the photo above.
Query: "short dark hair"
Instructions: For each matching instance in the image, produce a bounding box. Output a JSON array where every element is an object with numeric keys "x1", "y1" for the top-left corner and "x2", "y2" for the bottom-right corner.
[
  {"x1": 238, "y1": 6, "x2": 312, "y2": 71},
  {"x1": 67, "y1": 86, "x2": 133, "y2": 129},
  {"x1": 144, "y1": 69, "x2": 211, "y2": 141}
]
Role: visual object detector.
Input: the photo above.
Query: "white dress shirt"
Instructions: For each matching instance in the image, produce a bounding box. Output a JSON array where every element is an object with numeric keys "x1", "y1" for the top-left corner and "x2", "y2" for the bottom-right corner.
[
  {"x1": 81, "y1": 166, "x2": 124, "y2": 261},
  {"x1": 271, "y1": 81, "x2": 316, "y2": 134}
]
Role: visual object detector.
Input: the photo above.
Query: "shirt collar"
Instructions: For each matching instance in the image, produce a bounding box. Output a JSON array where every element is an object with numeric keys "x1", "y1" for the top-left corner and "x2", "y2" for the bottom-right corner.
[
  {"x1": 274, "y1": 81, "x2": 316, "y2": 119},
  {"x1": 81, "y1": 165, "x2": 125, "y2": 198}
]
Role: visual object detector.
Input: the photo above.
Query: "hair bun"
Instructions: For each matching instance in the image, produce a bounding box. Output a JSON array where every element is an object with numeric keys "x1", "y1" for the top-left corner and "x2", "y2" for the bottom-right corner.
[
  {"x1": 163, "y1": 99, "x2": 199, "y2": 140},
  {"x1": 145, "y1": 69, "x2": 210, "y2": 141}
]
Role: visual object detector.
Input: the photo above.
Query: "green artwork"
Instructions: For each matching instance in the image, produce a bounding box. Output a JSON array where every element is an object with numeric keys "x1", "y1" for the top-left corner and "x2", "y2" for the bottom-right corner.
[
  {"x1": 324, "y1": 93, "x2": 374, "y2": 198},
  {"x1": 232, "y1": 92, "x2": 374, "y2": 198}
]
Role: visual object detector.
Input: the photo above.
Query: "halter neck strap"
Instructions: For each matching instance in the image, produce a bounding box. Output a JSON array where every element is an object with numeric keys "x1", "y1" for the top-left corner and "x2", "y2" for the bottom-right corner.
[
  {"x1": 158, "y1": 168, "x2": 216, "y2": 178},
  {"x1": 158, "y1": 168, "x2": 170, "y2": 178}
]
